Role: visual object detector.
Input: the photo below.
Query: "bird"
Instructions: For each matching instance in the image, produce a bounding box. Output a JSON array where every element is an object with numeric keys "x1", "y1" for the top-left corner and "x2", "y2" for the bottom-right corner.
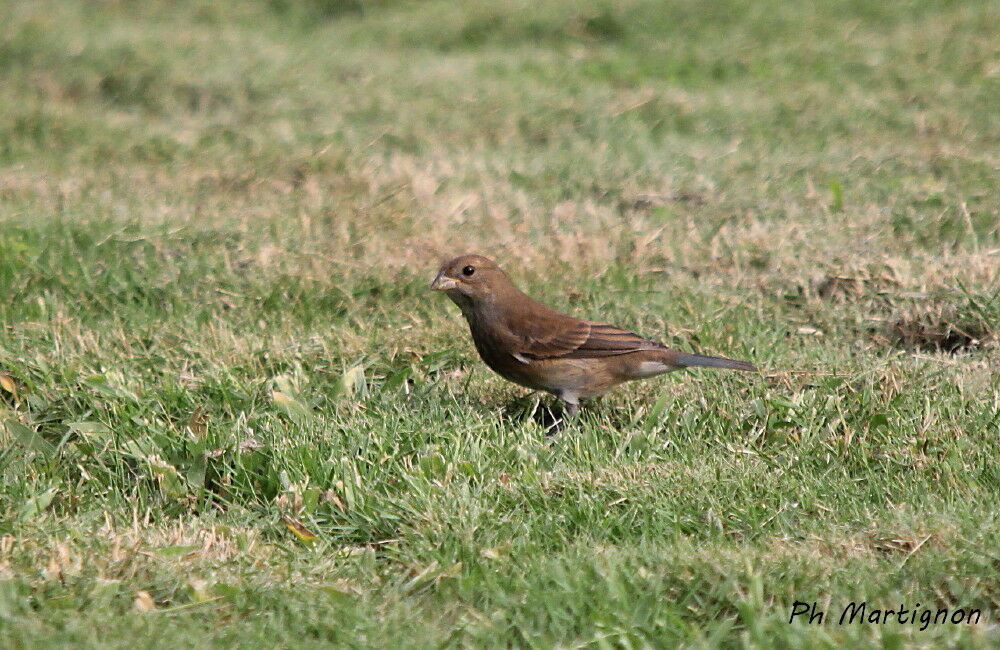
[{"x1": 430, "y1": 254, "x2": 755, "y2": 418}]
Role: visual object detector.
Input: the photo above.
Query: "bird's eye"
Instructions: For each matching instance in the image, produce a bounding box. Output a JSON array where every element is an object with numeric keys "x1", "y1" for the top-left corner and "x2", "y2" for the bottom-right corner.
[{"x1": 462, "y1": 265, "x2": 475, "y2": 276}]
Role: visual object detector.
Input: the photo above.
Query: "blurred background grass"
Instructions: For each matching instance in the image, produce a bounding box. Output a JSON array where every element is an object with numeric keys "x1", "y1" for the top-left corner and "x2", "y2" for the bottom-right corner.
[{"x1": 1, "y1": 0, "x2": 998, "y2": 646}]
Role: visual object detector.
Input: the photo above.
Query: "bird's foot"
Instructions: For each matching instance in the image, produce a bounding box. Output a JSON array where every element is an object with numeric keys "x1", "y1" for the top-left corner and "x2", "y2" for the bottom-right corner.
[{"x1": 544, "y1": 401, "x2": 580, "y2": 436}]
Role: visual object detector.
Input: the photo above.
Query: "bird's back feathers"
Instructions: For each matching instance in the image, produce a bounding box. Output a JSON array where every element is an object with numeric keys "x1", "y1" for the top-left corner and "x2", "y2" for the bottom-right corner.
[{"x1": 519, "y1": 320, "x2": 661, "y2": 360}]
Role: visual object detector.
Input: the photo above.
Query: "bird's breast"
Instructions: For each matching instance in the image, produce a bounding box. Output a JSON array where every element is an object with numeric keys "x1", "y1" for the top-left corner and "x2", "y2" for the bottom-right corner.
[{"x1": 462, "y1": 318, "x2": 543, "y2": 390}]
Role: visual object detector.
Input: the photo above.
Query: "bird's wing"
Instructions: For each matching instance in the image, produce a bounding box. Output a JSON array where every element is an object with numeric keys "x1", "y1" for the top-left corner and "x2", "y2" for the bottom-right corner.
[{"x1": 518, "y1": 320, "x2": 662, "y2": 360}]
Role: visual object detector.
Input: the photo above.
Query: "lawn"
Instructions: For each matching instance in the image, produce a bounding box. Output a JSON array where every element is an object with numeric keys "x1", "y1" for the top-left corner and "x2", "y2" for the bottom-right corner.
[{"x1": 1, "y1": 0, "x2": 998, "y2": 646}]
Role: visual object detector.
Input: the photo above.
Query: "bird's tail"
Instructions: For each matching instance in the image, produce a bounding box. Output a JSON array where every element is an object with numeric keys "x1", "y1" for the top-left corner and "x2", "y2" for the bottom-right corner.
[{"x1": 671, "y1": 352, "x2": 756, "y2": 372}]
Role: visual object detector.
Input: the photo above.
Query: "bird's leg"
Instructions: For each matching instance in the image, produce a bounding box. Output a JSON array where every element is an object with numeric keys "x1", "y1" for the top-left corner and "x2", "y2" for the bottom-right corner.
[{"x1": 542, "y1": 397, "x2": 579, "y2": 436}]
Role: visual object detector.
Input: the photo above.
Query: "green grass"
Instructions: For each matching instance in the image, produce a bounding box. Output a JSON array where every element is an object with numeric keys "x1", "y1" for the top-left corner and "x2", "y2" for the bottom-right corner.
[{"x1": 1, "y1": 0, "x2": 998, "y2": 646}]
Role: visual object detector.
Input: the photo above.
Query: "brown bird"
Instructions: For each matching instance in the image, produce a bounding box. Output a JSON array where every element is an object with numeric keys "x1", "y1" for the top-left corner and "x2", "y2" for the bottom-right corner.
[{"x1": 430, "y1": 254, "x2": 755, "y2": 417}]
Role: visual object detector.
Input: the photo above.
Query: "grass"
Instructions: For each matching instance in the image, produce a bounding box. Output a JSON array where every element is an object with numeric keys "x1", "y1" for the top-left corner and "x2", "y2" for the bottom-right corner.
[{"x1": 1, "y1": 0, "x2": 998, "y2": 646}]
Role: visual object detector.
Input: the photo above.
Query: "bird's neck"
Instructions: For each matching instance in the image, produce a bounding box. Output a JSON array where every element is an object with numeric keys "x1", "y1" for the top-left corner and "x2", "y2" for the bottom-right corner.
[{"x1": 464, "y1": 284, "x2": 552, "y2": 332}]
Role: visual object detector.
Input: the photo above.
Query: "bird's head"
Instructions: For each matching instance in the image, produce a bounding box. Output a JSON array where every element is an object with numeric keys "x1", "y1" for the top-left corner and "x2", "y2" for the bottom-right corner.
[{"x1": 430, "y1": 254, "x2": 510, "y2": 311}]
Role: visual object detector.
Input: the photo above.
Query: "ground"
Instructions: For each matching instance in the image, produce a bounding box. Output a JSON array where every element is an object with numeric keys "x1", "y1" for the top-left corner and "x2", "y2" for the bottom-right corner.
[{"x1": 0, "y1": 0, "x2": 998, "y2": 646}]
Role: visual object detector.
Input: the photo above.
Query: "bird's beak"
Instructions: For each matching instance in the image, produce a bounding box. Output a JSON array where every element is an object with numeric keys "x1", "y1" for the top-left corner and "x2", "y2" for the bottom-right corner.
[{"x1": 430, "y1": 273, "x2": 458, "y2": 291}]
